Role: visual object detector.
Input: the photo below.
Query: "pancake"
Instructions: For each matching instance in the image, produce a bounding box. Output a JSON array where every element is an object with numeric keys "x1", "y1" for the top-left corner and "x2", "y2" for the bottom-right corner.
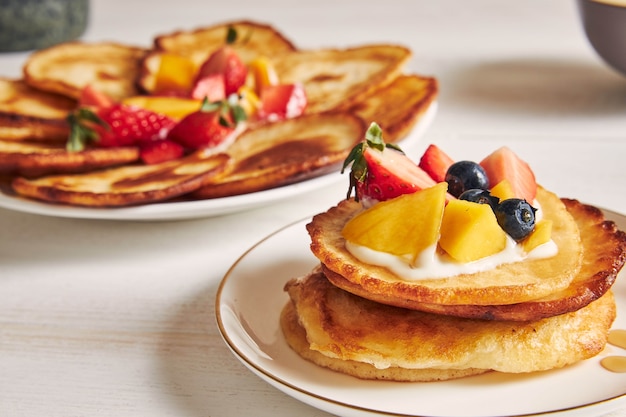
[
  {"x1": 272, "y1": 44, "x2": 411, "y2": 114},
  {"x1": 282, "y1": 268, "x2": 615, "y2": 380},
  {"x1": 0, "y1": 140, "x2": 140, "y2": 178},
  {"x1": 322, "y1": 197, "x2": 624, "y2": 321},
  {"x1": 0, "y1": 78, "x2": 75, "y2": 142},
  {"x1": 280, "y1": 299, "x2": 488, "y2": 382},
  {"x1": 348, "y1": 74, "x2": 438, "y2": 144},
  {"x1": 11, "y1": 151, "x2": 229, "y2": 207},
  {"x1": 138, "y1": 20, "x2": 297, "y2": 94},
  {"x1": 191, "y1": 112, "x2": 366, "y2": 199},
  {"x1": 23, "y1": 41, "x2": 147, "y2": 101},
  {"x1": 307, "y1": 186, "x2": 584, "y2": 306}
]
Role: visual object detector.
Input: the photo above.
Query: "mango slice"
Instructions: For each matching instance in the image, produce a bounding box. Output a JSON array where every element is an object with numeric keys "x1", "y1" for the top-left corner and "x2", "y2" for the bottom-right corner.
[
  {"x1": 522, "y1": 219, "x2": 553, "y2": 252},
  {"x1": 490, "y1": 179, "x2": 515, "y2": 201},
  {"x1": 439, "y1": 199, "x2": 507, "y2": 262},
  {"x1": 154, "y1": 53, "x2": 198, "y2": 93},
  {"x1": 122, "y1": 96, "x2": 201, "y2": 120},
  {"x1": 342, "y1": 183, "x2": 447, "y2": 265}
]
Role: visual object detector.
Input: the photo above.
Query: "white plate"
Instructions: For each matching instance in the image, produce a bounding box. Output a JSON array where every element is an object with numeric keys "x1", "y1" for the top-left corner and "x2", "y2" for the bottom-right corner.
[
  {"x1": 0, "y1": 102, "x2": 437, "y2": 221},
  {"x1": 216, "y1": 208, "x2": 626, "y2": 417}
]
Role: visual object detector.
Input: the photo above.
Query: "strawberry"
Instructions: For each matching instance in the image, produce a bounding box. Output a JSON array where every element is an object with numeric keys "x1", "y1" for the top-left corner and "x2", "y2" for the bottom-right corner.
[
  {"x1": 167, "y1": 97, "x2": 247, "y2": 150},
  {"x1": 139, "y1": 140, "x2": 185, "y2": 165},
  {"x1": 257, "y1": 83, "x2": 307, "y2": 122},
  {"x1": 418, "y1": 144, "x2": 454, "y2": 183},
  {"x1": 479, "y1": 146, "x2": 537, "y2": 203},
  {"x1": 342, "y1": 122, "x2": 437, "y2": 202},
  {"x1": 78, "y1": 85, "x2": 115, "y2": 109},
  {"x1": 192, "y1": 27, "x2": 247, "y2": 96},
  {"x1": 65, "y1": 104, "x2": 177, "y2": 151},
  {"x1": 95, "y1": 104, "x2": 177, "y2": 147},
  {"x1": 190, "y1": 73, "x2": 226, "y2": 101}
]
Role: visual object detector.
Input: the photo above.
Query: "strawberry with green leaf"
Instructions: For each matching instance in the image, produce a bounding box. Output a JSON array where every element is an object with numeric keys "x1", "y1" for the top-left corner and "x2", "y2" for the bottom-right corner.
[
  {"x1": 192, "y1": 26, "x2": 248, "y2": 98},
  {"x1": 342, "y1": 122, "x2": 437, "y2": 202},
  {"x1": 66, "y1": 104, "x2": 176, "y2": 152},
  {"x1": 166, "y1": 96, "x2": 247, "y2": 150}
]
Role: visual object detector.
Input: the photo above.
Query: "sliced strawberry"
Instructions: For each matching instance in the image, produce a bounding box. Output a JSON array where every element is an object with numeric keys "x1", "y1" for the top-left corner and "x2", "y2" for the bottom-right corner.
[
  {"x1": 342, "y1": 122, "x2": 437, "y2": 202},
  {"x1": 257, "y1": 83, "x2": 307, "y2": 122},
  {"x1": 78, "y1": 85, "x2": 115, "y2": 109},
  {"x1": 190, "y1": 73, "x2": 226, "y2": 101},
  {"x1": 418, "y1": 144, "x2": 454, "y2": 182},
  {"x1": 193, "y1": 46, "x2": 247, "y2": 96},
  {"x1": 95, "y1": 104, "x2": 177, "y2": 147},
  {"x1": 479, "y1": 146, "x2": 537, "y2": 203},
  {"x1": 139, "y1": 140, "x2": 185, "y2": 164},
  {"x1": 65, "y1": 104, "x2": 176, "y2": 152},
  {"x1": 167, "y1": 98, "x2": 246, "y2": 150}
]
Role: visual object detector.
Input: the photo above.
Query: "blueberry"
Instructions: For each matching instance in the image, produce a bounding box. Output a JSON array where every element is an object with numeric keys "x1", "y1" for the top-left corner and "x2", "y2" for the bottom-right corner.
[
  {"x1": 494, "y1": 199, "x2": 536, "y2": 241},
  {"x1": 445, "y1": 161, "x2": 490, "y2": 198},
  {"x1": 459, "y1": 189, "x2": 499, "y2": 209}
]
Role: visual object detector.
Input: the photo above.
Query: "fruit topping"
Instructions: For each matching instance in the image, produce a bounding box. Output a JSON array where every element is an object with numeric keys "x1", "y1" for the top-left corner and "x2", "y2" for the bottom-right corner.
[
  {"x1": 153, "y1": 53, "x2": 197, "y2": 96},
  {"x1": 479, "y1": 146, "x2": 537, "y2": 203},
  {"x1": 458, "y1": 188, "x2": 499, "y2": 209},
  {"x1": 445, "y1": 160, "x2": 490, "y2": 198},
  {"x1": 418, "y1": 143, "x2": 454, "y2": 182},
  {"x1": 166, "y1": 97, "x2": 246, "y2": 150},
  {"x1": 257, "y1": 83, "x2": 307, "y2": 122},
  {"x1": 122, "y1": 96, "x2": 202, "y2": 120},
  {"x1": 439, "y1": 199, "x2": 508, "y2": 262},
  {"x1": 190, "y1": 73, "x2": 227, "y2": 101},
  {"x1": 342, "y1": 122, "x2": 437, "y2": 202},
  {"x1": 522, "y1": 219, "x2": 553, "y2": 252},
  {"x1": 342, "y1": 182, "x2": 448, "y2": 265},
  {"x1": 139, "y1": 139, "x2": 184, "y2": 165},
  {"x1": 192, "y1": 27, "x2": 248, "y2": 97},
  {"x1": 490, "y1": 179, "x2": 515, "y2": 201},
  {"x1": 66, "y1": 104, "x2": 177, "y2": 151},
  {"x1": 494, "y1": 198, "x2": 537, "y2": 241}
]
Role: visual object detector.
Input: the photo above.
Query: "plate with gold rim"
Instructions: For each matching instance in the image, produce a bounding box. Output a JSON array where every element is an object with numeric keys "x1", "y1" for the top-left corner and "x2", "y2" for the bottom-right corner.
[{"x1": 215, "y1": 208, "x2": 626, "y2": 417}]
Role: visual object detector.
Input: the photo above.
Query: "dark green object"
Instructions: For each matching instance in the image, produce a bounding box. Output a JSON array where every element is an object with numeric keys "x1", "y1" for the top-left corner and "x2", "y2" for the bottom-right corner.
[{"x1": 0, "y1": 0, "x2": 89, "y2": 52}]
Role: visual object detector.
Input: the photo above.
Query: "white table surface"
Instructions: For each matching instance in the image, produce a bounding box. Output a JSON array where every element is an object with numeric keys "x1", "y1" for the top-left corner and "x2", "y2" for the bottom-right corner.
[{"x1": 1, "y1": 0, "x2": 625, "y2": 416}]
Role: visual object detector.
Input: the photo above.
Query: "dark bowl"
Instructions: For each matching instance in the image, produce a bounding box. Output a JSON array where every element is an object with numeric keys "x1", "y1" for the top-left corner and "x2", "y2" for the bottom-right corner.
[{"x1": 576, "y1": 0, "x2": 626, "y2": 76}]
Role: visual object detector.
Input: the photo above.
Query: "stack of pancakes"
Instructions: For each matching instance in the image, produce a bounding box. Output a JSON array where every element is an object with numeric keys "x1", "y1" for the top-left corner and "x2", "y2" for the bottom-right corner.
[{"x1": 280, "y1": 187, "x2": 626, "y2": 381}]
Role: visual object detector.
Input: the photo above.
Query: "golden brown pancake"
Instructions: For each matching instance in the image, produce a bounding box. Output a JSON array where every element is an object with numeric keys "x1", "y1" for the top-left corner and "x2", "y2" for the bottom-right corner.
[
  {"x1": 323, "y1": 198, "x2": 625, "y2": 321},
  {"x1": 308, "y1": 187, "x2": 583, "y2": 306},
  {"x1": 0, "y1": 140, "x2": 140, "y2": 178},
  {"x1": 349, "y1": 74, "x2": 438, "y2": 143},
  {"x1": 191, "y1": 112, "x2": 366, "y2": 199},
  {"x1": 282, "y1": 269, "x2": 616, "y2": 380},
  {"x1": 280, "y1": 299, "x2": 488, "y2": 382},
  {"x1": 0, "y1": 78, "x2": 75, "y2": 142},
  {"x1": 272, "y1": 44, "x2": 411, "y2": 114},
  {"x1": 11, "y1": 152, "x2": 229, "y2": 207},
  {"x1": 23, "y1": 41, "x2": 147, "y2": 100}
]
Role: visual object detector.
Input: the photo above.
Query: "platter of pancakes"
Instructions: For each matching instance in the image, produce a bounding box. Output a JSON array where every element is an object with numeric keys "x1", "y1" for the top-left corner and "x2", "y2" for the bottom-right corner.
[
  {"x1": 216, "y1": 207, "x2": 626, "y2": 417},
  {"x1": 0, "y1": 19, "x2": 439, "y2": 220}
]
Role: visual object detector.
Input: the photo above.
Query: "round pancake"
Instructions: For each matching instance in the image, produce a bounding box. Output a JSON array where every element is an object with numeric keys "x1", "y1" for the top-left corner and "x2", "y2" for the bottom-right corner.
[
  {"x1": 280, "y1": 300, "x2": 488, "y2": 382},
  {"x1": 11, "y1": 152, "x2": 230, "y2": 207},
  {"x1": 283, "y1": 269, "x2": 615, "y2": 376},
  {"x1": 307, "y1": 186, "x2": 583, "y2": 306},
  {"x1": 325, "y1": 198, "x2": 624, "y2": 321}
]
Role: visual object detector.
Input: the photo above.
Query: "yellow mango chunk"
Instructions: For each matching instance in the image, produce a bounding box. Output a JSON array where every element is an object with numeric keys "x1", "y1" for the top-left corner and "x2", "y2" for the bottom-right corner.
[
  {"x1": 342, "y1": 183, "x2": 448, "y2": 265},
  {"x1": 122, "y1": 96, "x2": 201, "y2": 120},
  {"x1": 490, "y1": 179, "x2": 515, "y2": 201},
  {"x1": 154, "y1": 53, "x2": 198, "y2": 93},
  {"x1": 522, "y1": 219, "x2": 552, "y2": 252},
  {"x1": 246, "y1": 56, "x2": 279, "y2": 94},
  {"x1": 439, "y1": 200, "x2": 507, "y2": 262}
]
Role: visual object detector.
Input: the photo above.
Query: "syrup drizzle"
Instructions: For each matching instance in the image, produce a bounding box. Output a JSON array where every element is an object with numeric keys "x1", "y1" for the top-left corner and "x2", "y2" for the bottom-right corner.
[{"x1": 601, "y1": 329, "x2": 626, "y2": 373}]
